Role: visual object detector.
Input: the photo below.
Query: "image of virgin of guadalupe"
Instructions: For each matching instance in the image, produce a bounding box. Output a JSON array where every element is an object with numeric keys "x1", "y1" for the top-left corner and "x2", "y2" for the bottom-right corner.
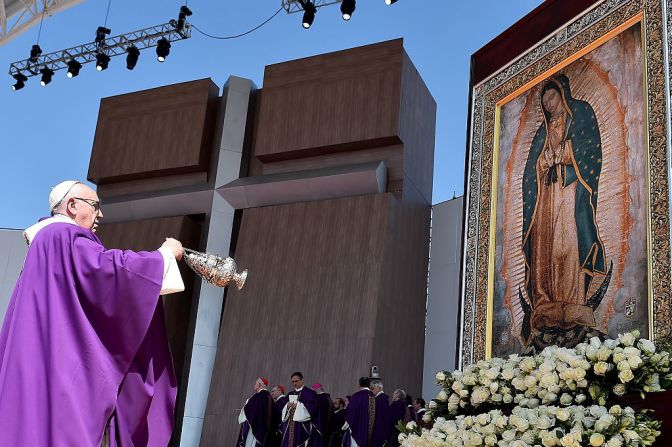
[{"x1": 519, "y1": 74, "x2": 612, "y2": 351}]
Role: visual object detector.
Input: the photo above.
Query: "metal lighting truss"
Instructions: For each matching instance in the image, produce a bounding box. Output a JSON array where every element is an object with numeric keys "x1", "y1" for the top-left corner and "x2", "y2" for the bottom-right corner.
[
  {"x1": 281, "y1": 0, "x2": 341, "y2": 14},
  {"x1": 1, "y1": 0, "x2": 85, "y2": 46},
  {"x1": 9, "y1": 20, "x2": 191, "y2": 78}
]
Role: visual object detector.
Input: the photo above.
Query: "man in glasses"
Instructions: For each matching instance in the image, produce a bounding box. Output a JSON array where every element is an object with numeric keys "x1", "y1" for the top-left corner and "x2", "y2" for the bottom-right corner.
[{"x1": 0, "y1": 180, "x2": 185, "y2": 447}]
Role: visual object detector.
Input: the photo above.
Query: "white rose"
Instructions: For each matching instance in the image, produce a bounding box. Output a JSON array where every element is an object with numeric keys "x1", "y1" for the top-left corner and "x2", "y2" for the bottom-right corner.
[
  {"x1": 638, "y1": 339, "x2": 656, "y2": 354},
  {"x1": 452, "y1": 381, "x2": 464, "y2": 393},
  {"x1": 556, "y1": 409, "x2": 570, "y2": 421},
  {"x1": 594, "y1": 362, "x2": 609, "y2": 375},
  {"x1": 537, "y1": 416, "x2": 553, "y2": 430},
  {"x1": 422, "y1": 413, "x2": 432, "y2": 423},
  {"x1": 618, "y1": 369, "x2": 634, "y2": 383},
  {"x1": 437, "y1": 390, "x2": 448, "y2": 402},
  {"x1": 428, "y1": 400, "x2": 438, "y2": 410},
  {"x1": 619, "y1": 332, "x2": 636, "y2": 346},
  {"x1": 627, "y1": 356, "x2": 642, "y2": 369},
  {"x1": 561, "y1": 434, "x2": 575, "y2": 447},
  {"x1": 520, "y1": 358, "x2": 537, "y2": 372},
  {"x1": 606, "y1": 435, "x2": 623, "y2": 447},
  {"x1": 484, "y1": 435, "x2": 497, "y2": 446},
  {"x1": 502, "y1": 429, "x2": 516, "y2": 442},
  {"x1": 589, "y1": 433, "x2": 605, "y2": 447},
  {"x1": 542, "y1": 434, "x2": 558, "y2": 447},
  {"x1": 617, "y1": 360, "x2": 630, "y2": 372},
  {"x1": 590, "y1": 337, "x2": 602, "y2": 349},
  {"x1": 622, "y1": 430, "x2": 639, "y2": 442},
  {"x1": 436, "y1": 371, "x2": 446, "y2": 382},
  {"x1": 575, "y1": 394, "x2": 587, "y2": 404},
  {"x1": 502, "y1": 369, "x2": 515, "y2": 380},
  {"x1": 559, "y1": 393, "x2": 573, "y2": 405},
  {"x1": 597, "y1": 347, "x2": 612, "y2": 362}
]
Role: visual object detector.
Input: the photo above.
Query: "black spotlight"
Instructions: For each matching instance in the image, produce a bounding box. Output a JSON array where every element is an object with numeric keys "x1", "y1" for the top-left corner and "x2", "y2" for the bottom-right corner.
[
  {"x1": 156, "y1": 38, "x2": 171, "y2": 62},
  {"x1": 341, "y1": 0, "x2": 356, "y2": 20},
  {"x1": 66, "y1": 59, "x2": 82, "y2": 78},
  {"x1": 40, "y1": 67, "x2": 55, "y2": 86},
  {"x1": 95, "y1": 26, "x2": 111, "y2": 45},
  {"x1": 126, "y1": 46, "x2": 140, "y2": 70},
  {"x1": 176, "y1": 5, "x2": 192, "y2": 31},
  {"x1": 385, "y1": 0, "x2": 398, "y2": 4},
  {"x1": 96, "y1": 52, "x2": 111, "y2": 71},
  {"x1": 11, "y1": 73, "x2": 28, "y2": 91},
  {"x1": 301, "y1": 1, "x2": 317, "y2": 29},
  {"x1": 29, "y1": 44, "x2": 42, "y2": 63}
]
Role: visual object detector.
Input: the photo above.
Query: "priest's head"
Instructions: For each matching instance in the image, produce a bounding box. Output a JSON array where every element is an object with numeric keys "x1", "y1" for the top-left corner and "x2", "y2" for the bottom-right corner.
[
  {"x1": 254, "y1": 377, "x2": 269, "y2": 392},
  {"x1": 50, "y1": 180, "x2": 103, "y2": 232},
  {"x1": 271, "y1": 385, "x2": 285, "y2": 399},
  {"x1": 290, "y1": 371, "x2": 304, "y2": 390},
  {"x1": 392, "y1": 389, "x2": 406, "y2": 401},
  {"x1": 370, "y1": 379, "x2": 383, "y2": 394}
]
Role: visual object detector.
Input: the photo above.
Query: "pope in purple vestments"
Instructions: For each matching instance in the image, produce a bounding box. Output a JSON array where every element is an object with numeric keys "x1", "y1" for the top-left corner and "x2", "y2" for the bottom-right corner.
[
  {"x1": 237, "y1": 378, "x2": 274, "y2": 447},
  {"x1": 343, "y1": 378, "x2": 376, "y2": 447},
  {"x1": 281, "y1": 372, "x2": 319, "y2": 447},
  {"x1": 0, "y1": 181, "x2": 185, "y2": 447}
]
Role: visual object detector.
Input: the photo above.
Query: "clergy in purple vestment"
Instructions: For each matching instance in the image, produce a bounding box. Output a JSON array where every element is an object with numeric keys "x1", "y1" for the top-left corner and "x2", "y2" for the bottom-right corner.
[
  {"x1": 270, "y1": 385, "x2": 289, "y2": 447},
  {"x1": 281, "y1": 372, "x2": 319, "y2": 447},
  {"x1": 370, "y1": 380, "x2": 390, "y2": 447},
  {"x1": 311, "y1": 383, "x2": 333, "y2": 447},
  {"x1": 387, "y1": 390, "x2": 412, "y2": 447},
  {"x1": 342, "y1": 377, "x2": 376, "y2": 447},
  {"x1": 0, "y1": 181, "x2": 185, "y2": 447},
  {"x1": 237, "y1": 378, "x2": 274, "y2": 447}
]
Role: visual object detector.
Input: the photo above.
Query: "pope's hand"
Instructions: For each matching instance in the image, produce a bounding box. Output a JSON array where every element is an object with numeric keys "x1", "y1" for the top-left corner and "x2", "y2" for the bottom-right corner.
[{"x1": 162, "y1": 238, "x2": 184, "y2": 261}]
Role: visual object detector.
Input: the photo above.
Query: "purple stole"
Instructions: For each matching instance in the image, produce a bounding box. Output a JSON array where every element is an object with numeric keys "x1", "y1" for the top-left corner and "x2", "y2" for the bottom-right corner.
[{"x1": 281, "y1": 387, "x2": 318, "y2": 447}]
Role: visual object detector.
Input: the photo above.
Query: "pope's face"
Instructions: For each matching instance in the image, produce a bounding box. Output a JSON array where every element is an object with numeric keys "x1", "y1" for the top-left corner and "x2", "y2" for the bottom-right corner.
[
  {"x1": 67, "y1": 185, "x2": 103, "y2": 232},
  {"x1": 542, "y1": 88, "x2": 564, "y2": 117}
]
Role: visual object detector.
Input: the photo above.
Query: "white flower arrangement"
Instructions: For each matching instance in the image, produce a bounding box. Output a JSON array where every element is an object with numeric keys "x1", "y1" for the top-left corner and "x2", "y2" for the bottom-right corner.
[
  {"x1": 399, "y1": 405, "x2": 660, "y2": 447},
  {"x1": 427, "y1": 331, "x2": 671, "y2": 421}
]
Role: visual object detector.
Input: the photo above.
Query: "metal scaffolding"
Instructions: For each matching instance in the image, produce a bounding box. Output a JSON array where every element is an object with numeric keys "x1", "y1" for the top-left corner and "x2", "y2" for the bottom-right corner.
[{"x1": 1, "y1": 0, "x2": 84, "y2": 46}]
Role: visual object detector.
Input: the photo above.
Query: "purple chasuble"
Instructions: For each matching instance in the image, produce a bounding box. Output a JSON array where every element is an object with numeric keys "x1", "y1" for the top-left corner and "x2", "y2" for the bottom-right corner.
[
  {"x1": 387, "y1": 400, "x2": 410, "y2": 444},
  {"x1": 237, "y1": 389, "x2": 273, "y2": 447},
  {"x1": 273, "y1": 395, "x2": 289, "y2": 433},
  {"x1": 313, "y1": 392, "x2": 332, "y2": 446},
  {"x1": 0, "y1": 222, "x2": 177, "y2": 446},
  {"x1": 343, "y1": 389, "x2": 375, "y2": 447},
  {"x1": 371, "y1": 393, "x2": 390, "y2": 447},
  {"x1": 281, "y1": 387, "x2": 318, "y2": 447}
]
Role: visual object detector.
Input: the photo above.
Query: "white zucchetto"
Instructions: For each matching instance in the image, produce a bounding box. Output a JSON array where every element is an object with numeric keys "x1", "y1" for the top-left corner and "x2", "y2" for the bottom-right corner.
[{"x1": 48, "y1": 180, "x2": 81, "y2": 210}]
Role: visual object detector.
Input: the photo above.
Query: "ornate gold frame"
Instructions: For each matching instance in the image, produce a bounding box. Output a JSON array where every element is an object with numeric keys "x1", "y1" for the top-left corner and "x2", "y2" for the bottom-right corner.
[{"x1": 460, "y1": 0, "x2": 672, "y2": 367}]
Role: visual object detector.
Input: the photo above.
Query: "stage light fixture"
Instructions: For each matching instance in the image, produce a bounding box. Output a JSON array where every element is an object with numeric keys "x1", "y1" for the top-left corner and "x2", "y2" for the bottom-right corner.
[
  {"x1": 176, "y1": 5, "x2": 193, "y2": 31},
  {"x1": 95, "y1": 26, "x2": 112, "y2": 45},
  {"x1": 66, "y1": 59, "x2": 82, "y2": 78},
  {"x1": 40, "y1": 67, "x2": 55, "y2": 86},
  {"x1": 96, "y1": 52, "x2": 111, "y2": 71},
  {"x1": 385, "y1": 0, "x2": 398, "y2": 4},
  {"x1": 12, "y1": 73, "x2": 28, "y2": 91},
  {"x1": 126, "y1": 46, "x2": 140, "y2": 70},
  {"x1": 29, "y1": 44, "x2": 42, "y2": 63},
  {"x1": 301, "y1": 1, "x2": 317, "y2": 29},
  {"x1": 341, "y1": 0, "x2": 356, "y2": 20},
  {"x1": 156, "y1": 38, "x2": 171, "y2": 62}
]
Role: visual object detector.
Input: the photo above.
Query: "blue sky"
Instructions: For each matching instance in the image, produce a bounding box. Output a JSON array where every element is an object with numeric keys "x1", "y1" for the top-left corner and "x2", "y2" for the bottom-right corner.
[{"x1": 0, "y1": 0, "x2": 541, "y2": 229}]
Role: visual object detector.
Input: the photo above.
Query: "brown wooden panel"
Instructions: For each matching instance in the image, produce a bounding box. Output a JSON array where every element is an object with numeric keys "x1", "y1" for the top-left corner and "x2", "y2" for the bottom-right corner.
[
  {"x1": 95, "y1": 215, "x2": 203, "y2": 442},
  {"x1": 400, "y1": 51, "x2": 437, "y2": 205},
  {"x1": 201, "y1": 192, "x2": 429, "y2": 444},
  {"x1": 261, "y1": 145, "x2": 404, "y2": 193},
  {"x1": 252, "y1": 40, "x2": 404, "y2": 160},
  {"x1": 88, "y1": 79, "x2": 220, "y2": 184}
]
